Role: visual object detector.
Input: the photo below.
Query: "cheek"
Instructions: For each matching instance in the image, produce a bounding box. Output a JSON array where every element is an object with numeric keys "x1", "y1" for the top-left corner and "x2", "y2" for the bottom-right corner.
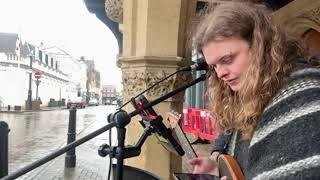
[
  {"x1": 239, "y1": 63, "x2": 250, "y2": 75},
  {"x1": 229, "y1": 63, "x2": 246, "y2": 76},
  {"x1": 233, "y1": 56, "x2": 251, "y2": 75}
]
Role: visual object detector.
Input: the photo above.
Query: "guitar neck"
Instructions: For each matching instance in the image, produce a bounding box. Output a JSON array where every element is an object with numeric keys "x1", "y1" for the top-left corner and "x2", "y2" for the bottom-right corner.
[
  {"x1": 166, "y1": 112, "x2": 198, "y2": 173},
  {"x1": 218, "y1": 154, "x2": 245, "y2": 180}
]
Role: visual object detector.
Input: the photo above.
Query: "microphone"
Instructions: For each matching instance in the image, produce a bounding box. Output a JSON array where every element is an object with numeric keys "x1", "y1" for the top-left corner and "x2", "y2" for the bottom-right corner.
[{"x1": 179, "y1": 59, "x2": 208, "y2": 71}]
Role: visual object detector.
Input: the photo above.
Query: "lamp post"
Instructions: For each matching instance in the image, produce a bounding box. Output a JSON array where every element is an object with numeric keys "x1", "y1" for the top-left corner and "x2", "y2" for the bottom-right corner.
[
  {"x1": 35, "y1": 79, "x2": 41, "y2": 100},
  {"x1": 76, "y1": 83, "x2": 81, "y2": 97},
  {"x1": 34, "y1": 71, "x2": 41, "y2": 100},
  {"x1": 27, "y1": 53, "x2": 33, "y2": 110}
]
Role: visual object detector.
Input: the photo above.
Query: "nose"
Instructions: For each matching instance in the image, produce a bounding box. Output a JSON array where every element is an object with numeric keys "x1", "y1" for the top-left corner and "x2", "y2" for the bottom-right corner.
[{"x1": 215, "y1": 65, "x2": 228, "y2": 79}]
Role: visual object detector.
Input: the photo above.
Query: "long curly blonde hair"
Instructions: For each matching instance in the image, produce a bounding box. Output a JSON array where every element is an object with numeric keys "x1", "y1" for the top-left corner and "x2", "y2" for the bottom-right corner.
[{"x1": 193, "y1": 2, "x2": 307, "y2": 136}]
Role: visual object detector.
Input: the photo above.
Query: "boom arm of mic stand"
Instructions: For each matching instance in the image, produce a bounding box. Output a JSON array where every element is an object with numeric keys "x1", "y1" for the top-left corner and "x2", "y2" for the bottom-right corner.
[{"x1": 129, "y1": 74, "x2": 208, "y2": 117}]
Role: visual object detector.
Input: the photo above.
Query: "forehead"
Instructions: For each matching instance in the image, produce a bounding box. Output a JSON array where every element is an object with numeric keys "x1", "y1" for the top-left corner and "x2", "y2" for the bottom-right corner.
[{"x1": 202, "y1": 37, "x2": 248, "y2": 63}]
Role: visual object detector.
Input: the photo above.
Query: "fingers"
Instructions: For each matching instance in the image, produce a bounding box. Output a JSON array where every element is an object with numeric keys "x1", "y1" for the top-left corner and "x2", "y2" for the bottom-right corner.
[
  {"x1": 187, "y1": 158, "x2": 201, "y2": 165},
  {"x1": 193, "y1": 167, "x2": 200, "y2": 174},
  {"x1": 220, "y1": 176, "x2": 227, "y2": 180}
]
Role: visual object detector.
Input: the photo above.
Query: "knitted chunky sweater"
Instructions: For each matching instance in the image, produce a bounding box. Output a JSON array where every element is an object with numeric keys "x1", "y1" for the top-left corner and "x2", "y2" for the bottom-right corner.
[{"x1": 213, "y1": 67, "x2": 320, "y2": 180}]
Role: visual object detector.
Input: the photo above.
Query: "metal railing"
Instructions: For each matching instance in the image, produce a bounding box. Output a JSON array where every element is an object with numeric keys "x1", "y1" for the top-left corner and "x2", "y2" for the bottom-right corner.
[
  {"x1": 0, "y1": 107, "x2": 114, "y2": 180},
  {"x1": 0, "y1": 121, "x2": 9, "y2": 177}
]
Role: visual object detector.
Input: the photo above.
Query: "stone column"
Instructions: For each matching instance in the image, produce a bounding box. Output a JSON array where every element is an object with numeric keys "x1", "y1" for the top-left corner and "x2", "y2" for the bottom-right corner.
[{"x1": 118, "y1": 0, "x2": 196, "y2": 179}]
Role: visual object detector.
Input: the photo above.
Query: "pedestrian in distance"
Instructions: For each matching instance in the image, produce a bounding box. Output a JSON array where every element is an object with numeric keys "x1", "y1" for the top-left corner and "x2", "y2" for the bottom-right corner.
[{"x1": 188, "y1": 2, "x2": 320, "y2": 180}]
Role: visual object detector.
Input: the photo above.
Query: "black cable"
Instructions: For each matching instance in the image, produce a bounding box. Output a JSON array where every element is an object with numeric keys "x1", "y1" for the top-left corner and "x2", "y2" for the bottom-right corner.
[{"x1": 118, "y1": 69, "x2": 183, "y2": 109}]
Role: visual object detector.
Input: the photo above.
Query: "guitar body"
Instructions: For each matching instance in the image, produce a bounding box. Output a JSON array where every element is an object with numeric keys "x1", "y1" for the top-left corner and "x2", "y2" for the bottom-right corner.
[{"x1": 218, "y1": 154, "x2": 244, "y2": 180}]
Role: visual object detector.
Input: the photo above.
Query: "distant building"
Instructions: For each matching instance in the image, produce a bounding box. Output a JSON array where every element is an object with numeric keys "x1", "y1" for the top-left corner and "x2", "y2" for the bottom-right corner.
[
  {"x1": 52, "y1": 52, "x2": 87, "y2": 102},
  {"x1": 0, "y1": 32, "x2": 87, "y2": 109},
  {"x1": 82, "y1": 56, "x2": 101, "y2": 103},
  {"x1": 101, "y1": 85, "x2": 118, "y2": 105}
]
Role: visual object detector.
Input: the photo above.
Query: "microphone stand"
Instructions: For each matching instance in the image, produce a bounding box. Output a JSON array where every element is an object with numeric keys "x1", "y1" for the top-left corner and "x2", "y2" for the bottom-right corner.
[
  {"x1": 0, "y1": 74, "x2": 207, "y2": 180},
  {"x1": 99, "y1": 74, "x2": 208, "y2": 180}
]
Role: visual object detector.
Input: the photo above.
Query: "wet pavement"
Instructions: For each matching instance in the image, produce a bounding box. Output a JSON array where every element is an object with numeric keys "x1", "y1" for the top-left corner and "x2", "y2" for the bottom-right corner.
[
  {"x1": 0, "y1": 105, "x2": 117, "y2": 179},
  {"x1": 0, "y1": 105, "x2": 213, "y2": 180}
]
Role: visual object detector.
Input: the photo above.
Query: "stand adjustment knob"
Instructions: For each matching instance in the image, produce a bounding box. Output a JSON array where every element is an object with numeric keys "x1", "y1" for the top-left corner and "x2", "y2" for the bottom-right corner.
[{"x1": 98, "y1": 143, "x2": 111, "y2": 157}]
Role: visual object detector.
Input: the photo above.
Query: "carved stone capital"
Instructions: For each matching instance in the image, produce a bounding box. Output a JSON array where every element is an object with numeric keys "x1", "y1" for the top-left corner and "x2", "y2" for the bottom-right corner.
[
  {"x1": 105, "y1": 0, "x2": 123, "y2": 23},
  {"x1": 118, "y1": 56, "x2": 192, "y2": 101},
  {"x1": 285, "y1": 7, "x2": 320, "y2": 36},
  {"x1": 275, "y1": 2, "x2": 320, "y2": 36},
  {"x1": 299, "y1": 7, "x2": 320, "y2": 25},
  {"x1": 122, "y1": 69, "x2": 190, "y2": 101}
]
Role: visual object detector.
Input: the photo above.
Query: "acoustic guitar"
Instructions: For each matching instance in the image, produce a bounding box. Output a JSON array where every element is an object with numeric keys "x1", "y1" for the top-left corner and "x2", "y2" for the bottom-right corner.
[{"x1": 166, "y1": 111, "x2": 244, "y2": 180}]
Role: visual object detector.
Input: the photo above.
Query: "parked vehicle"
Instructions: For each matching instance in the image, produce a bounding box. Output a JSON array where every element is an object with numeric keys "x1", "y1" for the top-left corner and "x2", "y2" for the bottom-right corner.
[
  {"x1": 104, "y1": 99, "x2": 111, "y2": 105},
  {"x1": 88, "y1": 99, "x2": 99, "y2": 106},
  {"x1": 67, "y1": 97, "x2": 86, "y2": 109}
]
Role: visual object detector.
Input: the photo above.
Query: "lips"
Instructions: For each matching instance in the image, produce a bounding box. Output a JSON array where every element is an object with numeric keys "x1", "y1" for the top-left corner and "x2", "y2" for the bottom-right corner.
[{"x1": 226, "y1": 78, "x2": 237, "y2": 85}]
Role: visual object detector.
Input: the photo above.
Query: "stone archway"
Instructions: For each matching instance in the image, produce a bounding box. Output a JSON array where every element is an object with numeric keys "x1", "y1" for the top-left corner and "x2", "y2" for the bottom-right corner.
[{"x1": 273, "y1": 0, "x2": 320, "y2": 56}]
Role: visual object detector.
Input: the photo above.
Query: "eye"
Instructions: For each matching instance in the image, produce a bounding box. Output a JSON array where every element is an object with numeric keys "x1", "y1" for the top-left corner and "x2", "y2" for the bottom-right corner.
[{"x1": 221, "y1": 54, "x2": 233, "y2": 64}]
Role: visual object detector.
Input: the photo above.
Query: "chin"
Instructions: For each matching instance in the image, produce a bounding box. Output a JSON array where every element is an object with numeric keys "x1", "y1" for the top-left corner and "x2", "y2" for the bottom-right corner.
[{"x1": 230, "y1": 86, "x2": 240, "y2": 91}]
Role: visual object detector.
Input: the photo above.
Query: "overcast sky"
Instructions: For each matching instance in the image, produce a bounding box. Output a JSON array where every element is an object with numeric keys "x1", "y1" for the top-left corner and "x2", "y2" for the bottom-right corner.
[{"x1": 0, "y1": 0, "x2": 122, "y2": 90}]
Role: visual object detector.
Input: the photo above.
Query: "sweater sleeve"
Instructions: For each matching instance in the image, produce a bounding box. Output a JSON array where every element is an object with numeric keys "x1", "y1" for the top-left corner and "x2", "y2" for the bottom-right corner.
[
  {"x1": 211, "y1": 132, "x2": 232, "y2": 154},
  {"x1": 247, "y1": 71, "x2": 320, "y2": 180}
]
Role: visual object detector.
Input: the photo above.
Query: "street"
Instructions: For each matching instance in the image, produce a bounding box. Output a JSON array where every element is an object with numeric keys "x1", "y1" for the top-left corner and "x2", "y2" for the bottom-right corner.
[{"x1": 0, "y1": 105, "x2": 118, "y2": 174}]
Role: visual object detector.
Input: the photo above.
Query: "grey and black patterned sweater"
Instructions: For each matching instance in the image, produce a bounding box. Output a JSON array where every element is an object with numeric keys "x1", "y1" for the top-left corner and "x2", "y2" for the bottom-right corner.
[{"x1": 213, "y1": 67, "x2": 320, "y2": 180}]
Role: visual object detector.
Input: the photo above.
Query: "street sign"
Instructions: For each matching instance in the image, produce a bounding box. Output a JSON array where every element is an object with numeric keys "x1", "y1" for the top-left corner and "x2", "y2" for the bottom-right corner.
[{"x1": 34, "y1": 71, "x2": 41, "y2": 79}]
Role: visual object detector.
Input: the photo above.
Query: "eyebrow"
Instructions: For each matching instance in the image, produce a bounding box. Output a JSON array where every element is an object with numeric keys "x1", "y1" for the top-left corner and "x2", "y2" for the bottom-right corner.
[{"x1": 217, "y1": 52, "x2": 233, "y2": 63}]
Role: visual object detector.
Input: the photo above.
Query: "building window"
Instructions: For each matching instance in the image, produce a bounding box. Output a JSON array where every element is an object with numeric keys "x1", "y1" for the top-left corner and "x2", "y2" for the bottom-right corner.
[
  {"x1": 45, "y1": 54, "x2": 48, "y2": 65},
  {"x1": 51, "y1": 58, "x2": 54, "y2": 67},
  {"x1": 39, "y1": 50, "x2": 43, "y2": 62}
]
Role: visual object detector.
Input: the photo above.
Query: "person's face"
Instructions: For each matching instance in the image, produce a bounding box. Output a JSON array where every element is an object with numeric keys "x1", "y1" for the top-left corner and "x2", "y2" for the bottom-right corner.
[{"x1": 202, "y1": 37, "x2": 251, "y2": 91}]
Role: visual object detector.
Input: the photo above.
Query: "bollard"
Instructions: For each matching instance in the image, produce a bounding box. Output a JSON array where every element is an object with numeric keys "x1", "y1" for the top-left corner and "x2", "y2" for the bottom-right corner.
[
  {"x1": 0, "y1": 121, "x2": 10, "y2": 178},
  {"x1": 65, "y1": 107, "x2": 77, "y2": 167}
]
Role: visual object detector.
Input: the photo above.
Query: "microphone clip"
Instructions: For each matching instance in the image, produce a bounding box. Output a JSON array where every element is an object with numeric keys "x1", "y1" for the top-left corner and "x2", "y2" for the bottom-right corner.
[{"x1": 179, "y1": 58, "x2": 208, "y2": 72}]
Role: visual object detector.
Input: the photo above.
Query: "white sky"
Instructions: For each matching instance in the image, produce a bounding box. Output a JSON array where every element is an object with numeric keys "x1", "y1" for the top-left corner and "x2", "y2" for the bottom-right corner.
[{"x1": 0, "y1": 0, "x2": 122, "y2": 90}]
